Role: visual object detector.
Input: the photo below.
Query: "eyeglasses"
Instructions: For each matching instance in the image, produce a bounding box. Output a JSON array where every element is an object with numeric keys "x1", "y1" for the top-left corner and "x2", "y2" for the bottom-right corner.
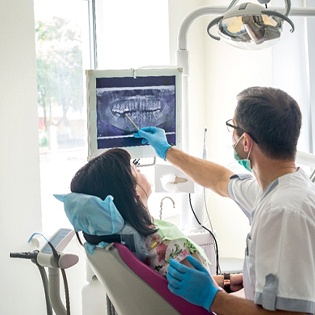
[
  {"x1": 226, "y1": 119, "x2": 242, "y2": 133},
  {"x1": 225, "y1": 119, "x2": 258, "y2": 143}
]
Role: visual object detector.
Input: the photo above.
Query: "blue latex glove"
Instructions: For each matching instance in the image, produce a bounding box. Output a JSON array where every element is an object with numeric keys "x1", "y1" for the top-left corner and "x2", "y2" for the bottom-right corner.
[
  {"x1": 134, "y1": 126, "x2": 171, "y2": 160},
  {"x1": 166, "y1": 256, "x2": 221, "y2": 311}
]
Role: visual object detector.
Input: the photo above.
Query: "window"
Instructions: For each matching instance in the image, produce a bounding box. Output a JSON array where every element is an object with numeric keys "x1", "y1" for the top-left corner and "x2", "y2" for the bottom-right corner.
[
  {"x1": 272, "y1": 14, "x2": 315, "y2": 174},
  {"x1": 272, "y1": 16, "x2": 315, "y2": 153},
  {"x1": 35, "y1": 0, "x2": 170, "y2": 234},
  {"x1": 34, "y1": 0, "x2": 90, "y2": 234}
]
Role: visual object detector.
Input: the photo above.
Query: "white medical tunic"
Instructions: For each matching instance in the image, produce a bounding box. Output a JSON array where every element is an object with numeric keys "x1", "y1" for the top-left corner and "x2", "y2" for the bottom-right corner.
[{"x1": 228, "y1": 168, "x2": 315, "y2": 314}]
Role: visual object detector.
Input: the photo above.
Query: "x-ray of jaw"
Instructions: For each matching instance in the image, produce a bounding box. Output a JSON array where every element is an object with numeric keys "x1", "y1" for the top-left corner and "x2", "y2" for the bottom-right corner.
[
  {"x1": 96, "y1": 86, "x2": 176, "y2": 135},
  {"x1": 87, "y1": 70, "x2": 180, "y2": 155}
]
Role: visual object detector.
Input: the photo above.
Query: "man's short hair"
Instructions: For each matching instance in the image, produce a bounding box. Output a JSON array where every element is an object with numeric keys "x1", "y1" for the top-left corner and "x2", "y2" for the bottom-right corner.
[{"x1": 235, "y1": 87, "x2": 301, "y2": 160}]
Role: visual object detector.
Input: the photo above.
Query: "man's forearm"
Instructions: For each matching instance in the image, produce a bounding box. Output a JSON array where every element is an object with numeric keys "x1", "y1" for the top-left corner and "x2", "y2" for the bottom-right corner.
[
  {"x1": 211, "y1": 291, "x2": 307, "y2": 315},
  {"x1": 166, "y1": 147, "x2": 233, "y2": 197}
]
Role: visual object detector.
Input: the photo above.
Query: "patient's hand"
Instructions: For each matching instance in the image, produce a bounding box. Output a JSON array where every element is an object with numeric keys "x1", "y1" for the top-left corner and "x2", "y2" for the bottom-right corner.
[
  {"x1": 230, "y1": 273, "x2": 243, "y2": 292},
  {"x1": 180, "y1": 253, "x2": 203, "y2": 268},
  {"x1": 213, "y1": 273, "x2": 244, "y2": 293}
]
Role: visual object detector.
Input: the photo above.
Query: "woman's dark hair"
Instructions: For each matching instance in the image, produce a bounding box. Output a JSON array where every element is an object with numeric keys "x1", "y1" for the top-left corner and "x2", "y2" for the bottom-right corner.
[
  {"x1": 70, "y1": 148, "x2": 157, "y2": 236},
  {"x1": 235, "y1": 87, "x2": 301, "y2": 160}
]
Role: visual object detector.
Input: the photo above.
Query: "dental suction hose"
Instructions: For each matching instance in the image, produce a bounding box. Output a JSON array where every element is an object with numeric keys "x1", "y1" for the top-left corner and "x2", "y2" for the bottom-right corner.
[{"x1": 10, "y1": 250, "x2": 53, "y2": 315}]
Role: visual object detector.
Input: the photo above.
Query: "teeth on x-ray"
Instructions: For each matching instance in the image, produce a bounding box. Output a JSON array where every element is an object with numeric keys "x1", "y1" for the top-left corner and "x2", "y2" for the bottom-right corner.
[
  {"x1": 112, "y1": 97, "x2": 162, "y2": 114},
  {"x1": 98, "y1": 88, "x2": 175, "y2": 132}
]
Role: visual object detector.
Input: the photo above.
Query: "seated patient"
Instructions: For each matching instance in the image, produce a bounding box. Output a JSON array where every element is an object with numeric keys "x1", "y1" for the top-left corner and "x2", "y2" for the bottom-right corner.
[{"x1": 55, "y1": 148, "x2": 210, "y2": 276}]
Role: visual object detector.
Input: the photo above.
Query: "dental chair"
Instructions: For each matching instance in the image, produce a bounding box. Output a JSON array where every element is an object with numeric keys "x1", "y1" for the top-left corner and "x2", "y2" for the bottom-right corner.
[{"x1": 86, "y1": 242, "x2": 213, "y2": 315}]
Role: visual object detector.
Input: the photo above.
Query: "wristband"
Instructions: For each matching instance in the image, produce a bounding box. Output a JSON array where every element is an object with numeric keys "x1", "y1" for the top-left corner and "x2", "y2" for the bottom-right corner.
[{"x1": 223, "y1": 273, "x2": 231, "y2": 293}]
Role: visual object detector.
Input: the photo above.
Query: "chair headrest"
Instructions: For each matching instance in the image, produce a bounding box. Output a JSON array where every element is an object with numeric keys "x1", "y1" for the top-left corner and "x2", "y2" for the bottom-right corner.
[{"x1": 54, "y1": 193, "x2": 124, "y2": 235}]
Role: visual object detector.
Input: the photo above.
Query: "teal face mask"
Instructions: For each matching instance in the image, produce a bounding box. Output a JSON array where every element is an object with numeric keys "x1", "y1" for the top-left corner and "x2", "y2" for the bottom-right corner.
[
  {"x1": 233, "y1": 150, "x2": 252, "y2": 172},
  {"x1": 233, "y1": 134, "x2": 252, "y2": 172}
]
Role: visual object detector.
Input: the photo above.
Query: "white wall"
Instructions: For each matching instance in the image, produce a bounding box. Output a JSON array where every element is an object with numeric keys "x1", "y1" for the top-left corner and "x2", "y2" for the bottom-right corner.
[{"x1": 0, "y1": 0, "x2": 44, "y2": 313}]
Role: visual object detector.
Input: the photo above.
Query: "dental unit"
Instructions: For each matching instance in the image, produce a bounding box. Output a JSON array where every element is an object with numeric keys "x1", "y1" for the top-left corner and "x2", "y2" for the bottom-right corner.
[{"x1": 10, "y1": 229, "x2": 78, "y2": 315}]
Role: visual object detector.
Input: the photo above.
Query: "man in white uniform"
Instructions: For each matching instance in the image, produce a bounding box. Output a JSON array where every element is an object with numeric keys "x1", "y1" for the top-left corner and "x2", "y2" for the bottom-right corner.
[{"x1": 134, "y1": 87, "x2": 315, "y2": 315}]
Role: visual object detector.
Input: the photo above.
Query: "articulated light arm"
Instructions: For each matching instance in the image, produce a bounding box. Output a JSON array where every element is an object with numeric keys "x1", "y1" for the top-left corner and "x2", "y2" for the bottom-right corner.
[
  {"x1": 177, "y1": 3, "x2": 315, "y2": 74},
  {"x1": 228, "y1": 0, "x2": 291, "y2": 16},
  {"x1": 177, "y1": 2, "x2": 294, "y2": 73},
  {"x1": 176, "y1": 3, "x2": 315, "y2": 152},
  {"x1": 177, "y1": 6, "x2": 226, "y2": 75}
]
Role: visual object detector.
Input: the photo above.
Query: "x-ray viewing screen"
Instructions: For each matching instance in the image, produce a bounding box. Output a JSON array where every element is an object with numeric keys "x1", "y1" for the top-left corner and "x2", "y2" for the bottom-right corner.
[{"x1": 86, "y1": 68, "x2": 182, "y2": 159}]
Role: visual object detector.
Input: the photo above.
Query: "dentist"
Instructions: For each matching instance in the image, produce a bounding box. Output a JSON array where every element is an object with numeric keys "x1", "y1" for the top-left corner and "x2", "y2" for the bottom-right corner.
[{"x1": 134, "y1": 87, "x2": 315, "y2": 315}]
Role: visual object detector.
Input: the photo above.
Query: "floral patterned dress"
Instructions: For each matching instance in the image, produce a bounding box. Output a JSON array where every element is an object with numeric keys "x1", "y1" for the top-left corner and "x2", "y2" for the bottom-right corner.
[{"x1": 144, "y1": 219, "x2": 210, "y2": 277}]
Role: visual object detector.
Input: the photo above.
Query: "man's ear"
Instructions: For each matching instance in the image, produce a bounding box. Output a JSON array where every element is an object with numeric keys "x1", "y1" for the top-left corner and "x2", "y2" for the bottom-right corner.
[{"x1": 243, "y1": 133, "x2": 252, "y2": 152}]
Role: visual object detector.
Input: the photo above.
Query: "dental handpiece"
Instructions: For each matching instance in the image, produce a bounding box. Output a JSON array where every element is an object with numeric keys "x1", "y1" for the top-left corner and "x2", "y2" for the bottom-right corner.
[{"x1": 125, "y1": 113, "x2": 139, "y2": 130}]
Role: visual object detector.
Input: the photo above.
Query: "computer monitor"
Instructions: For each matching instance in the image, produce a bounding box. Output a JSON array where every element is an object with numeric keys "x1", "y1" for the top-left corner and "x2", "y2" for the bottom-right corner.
[{"x1": 86, "y1": 67, "x2": 182, "y2": 160}]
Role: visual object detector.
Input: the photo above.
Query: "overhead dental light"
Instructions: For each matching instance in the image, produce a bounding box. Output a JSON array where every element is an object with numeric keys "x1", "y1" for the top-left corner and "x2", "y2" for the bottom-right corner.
[{"x1": 207, "y1": 0, "x2": 295, "y2": 49}]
